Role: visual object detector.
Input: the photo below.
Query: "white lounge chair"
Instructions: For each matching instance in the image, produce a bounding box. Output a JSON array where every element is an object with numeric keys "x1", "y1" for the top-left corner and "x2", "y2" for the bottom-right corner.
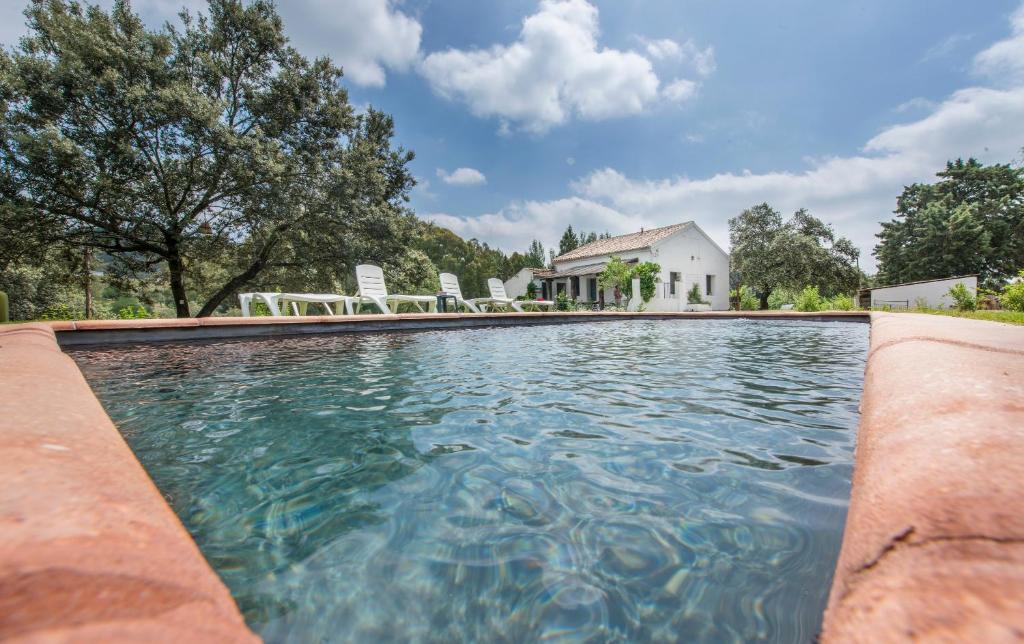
[
  {"x1": 438, "y1": 273, "x2": 481, "y2": 313},
  {"x1": 239, "y1": 292, "x2": 356, "y2": 316},
  {"x1": 477, "y1": 278, "x2": 555, "y2": 313},
  {"x1": 355, "y1": 264, "x2": 437, "y2": 314}
]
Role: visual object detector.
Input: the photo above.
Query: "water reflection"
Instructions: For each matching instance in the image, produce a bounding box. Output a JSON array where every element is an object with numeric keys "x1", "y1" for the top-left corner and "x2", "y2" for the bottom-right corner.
[{"x1": 72, "y1": 319, "x2": 867, "y2": 643}]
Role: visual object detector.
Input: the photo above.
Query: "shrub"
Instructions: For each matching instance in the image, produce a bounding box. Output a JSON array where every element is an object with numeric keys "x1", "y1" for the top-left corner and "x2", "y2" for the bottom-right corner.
[
  {"x1": 913, "y1": 296, "x2": 929, "y2": 310},
  {"x1": 556, "y1": 291, "x2": 570, "y2": 311},
  {"x1": 795, "y1": 286, "x2": 822, "y2": 312},
  {"x1": 767, "y1": 287, "x2": 797, "y2": 310},
  {"x1": 526, "y1": 281, "x2": 538, "y2": 299},
  {"x1": 1001, "y1": 271, "x2": 1024, "y2": 312},
  {"x1": 826, "y1": 293, "x2": 854, "y2": 311},
  {"x1": 686, "y1": 283, "x2": 706, "y2": 305},
  {"x1": 37, "y1": 303, "x2": 76, "y2": 320},
  {"x1": 947, "y1": 283, "x2": 977, "y2": 311},
  {"x1": 735, "y1": 285, "x2": 759, "y2": 310},
  {"x1": 633, "y1": 262, "x2": 661, "y2": 303},
  {"x1": 116, "y1": 305, "x2": 152, "y2": 319}
]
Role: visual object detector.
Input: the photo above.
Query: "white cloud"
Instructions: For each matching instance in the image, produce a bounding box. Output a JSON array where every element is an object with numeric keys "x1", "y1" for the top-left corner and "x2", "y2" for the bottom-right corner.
[
  {"x1": 430, "y1": 8, "x2": 1024, "y2": 271},
  {"x1": 420, "y1": 0, "x2": 708, "y2": 133},
  {"x1": 893, "y1": 97, "x2": 937, "y2": 113},
  {"x1": 973, "y1": 5, "x2": 1024, "y2": 84},
  {"x1": 641, "y1": 37, "x2": 716, "y2": 76},
  {"x1": 643, "y1": 38, "x2": 682, "y2": 61},
  {"x1": 663, "y1": 78, "x2": 698, "y2": 103},
  {"x1": 437, "y1": 167, "x2": 487, "y2": 186},
  {"x1": 920, "y1": 33, "x2": 973, "y2": 62},
  {"x1": 276, "y1": 0, "x2": 421, "y2": 87}
]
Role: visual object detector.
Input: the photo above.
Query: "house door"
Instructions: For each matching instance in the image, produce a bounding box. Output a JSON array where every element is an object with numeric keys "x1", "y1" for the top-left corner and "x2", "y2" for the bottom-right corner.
[{"x1": 588, "y1": 278, "x2": 598, "y2": 301}]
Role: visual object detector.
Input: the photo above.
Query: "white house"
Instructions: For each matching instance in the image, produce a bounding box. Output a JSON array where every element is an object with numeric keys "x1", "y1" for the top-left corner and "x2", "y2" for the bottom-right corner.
[{"x1": 504, "y1": 222, "x2": 730, "y2": 311}]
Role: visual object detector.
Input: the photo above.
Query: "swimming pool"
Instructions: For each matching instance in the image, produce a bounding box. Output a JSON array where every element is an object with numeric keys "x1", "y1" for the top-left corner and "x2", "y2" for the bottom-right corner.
[{"x1": 71, "y1": 319, "x2": 867, "y2": 642}]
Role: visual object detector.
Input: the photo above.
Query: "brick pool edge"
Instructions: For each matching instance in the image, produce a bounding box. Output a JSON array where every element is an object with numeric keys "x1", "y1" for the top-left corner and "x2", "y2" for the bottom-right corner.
[{"x1": 1, "y1": 311, "x2": 1021, "y2": 641}]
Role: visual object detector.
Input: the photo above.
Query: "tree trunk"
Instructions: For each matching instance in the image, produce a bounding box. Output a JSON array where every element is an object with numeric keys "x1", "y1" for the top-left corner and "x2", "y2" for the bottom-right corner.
[
  {"x1": 166, "y1": 251, "x2": 191, "y2": 318},
  {"x1": 83, "y1": 247, "x2": 93, "y2": 319},
  {"x1": 195, "y1": 258, "x2": 266, "y2": 317}
]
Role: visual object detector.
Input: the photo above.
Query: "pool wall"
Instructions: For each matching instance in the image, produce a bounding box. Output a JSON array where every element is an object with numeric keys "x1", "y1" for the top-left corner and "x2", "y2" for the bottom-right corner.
[{"x1": 1, "y1": 311, "x2": 1021, "y2": 641}]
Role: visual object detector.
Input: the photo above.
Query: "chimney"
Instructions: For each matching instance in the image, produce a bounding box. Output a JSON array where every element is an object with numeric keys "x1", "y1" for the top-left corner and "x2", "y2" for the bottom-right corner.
[{"x1": 640, "y1": 227, "x2": 644, "y2": 233}]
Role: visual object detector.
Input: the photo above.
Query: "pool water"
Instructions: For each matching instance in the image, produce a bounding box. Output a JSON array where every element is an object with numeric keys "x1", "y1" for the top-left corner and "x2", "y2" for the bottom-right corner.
[{"x1": 71, "y1": 319, "x2": 867, "y2": 643}]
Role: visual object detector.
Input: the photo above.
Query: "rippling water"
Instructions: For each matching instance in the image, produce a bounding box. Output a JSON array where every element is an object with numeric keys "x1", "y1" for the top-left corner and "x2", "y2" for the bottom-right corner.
[{"x1": 71, "y1": 319, "x2": 867, "y2": 643}]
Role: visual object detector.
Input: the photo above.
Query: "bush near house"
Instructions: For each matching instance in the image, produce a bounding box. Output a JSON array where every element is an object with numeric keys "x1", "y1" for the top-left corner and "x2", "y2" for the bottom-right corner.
[
  {"x1": 947, "y1": 283, "x2": 977, "y2": 311},
  {"x1": 795, "y1": 286, "x2": 823, "y2": 312},
  {"x1": 687, "y1": 283, "x2": 707, "y2": 305},
  {"x1": 1001, "y1": 271, "x2": 1024, "y2": 312}
]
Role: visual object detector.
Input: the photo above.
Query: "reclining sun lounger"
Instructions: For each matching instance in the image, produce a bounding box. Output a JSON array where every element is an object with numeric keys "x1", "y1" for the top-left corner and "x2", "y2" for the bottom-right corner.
[
  {"x1": 355, "y1": 264, "x2": 438, "y2": 314},
  {"x1": 438, "y1": 273, "x2": 481, "y2": 313},
  {"x1": 239, "y1": 292, "x2": 356, "y2": 316},
  {"x1": 476, "y1": 278, "x2": 555, "y2": 313}
]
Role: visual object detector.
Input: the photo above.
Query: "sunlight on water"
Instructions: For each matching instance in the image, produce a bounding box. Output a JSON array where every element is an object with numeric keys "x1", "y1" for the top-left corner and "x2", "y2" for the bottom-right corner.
[{"x1": 72, "y1": 319, "x2": 867, "y2": 643}]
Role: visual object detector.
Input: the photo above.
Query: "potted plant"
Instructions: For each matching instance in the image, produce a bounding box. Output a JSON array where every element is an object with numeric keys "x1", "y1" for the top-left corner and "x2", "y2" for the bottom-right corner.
[{"x1": 684, "y1": 283, "x2": 711, "y2": 312}]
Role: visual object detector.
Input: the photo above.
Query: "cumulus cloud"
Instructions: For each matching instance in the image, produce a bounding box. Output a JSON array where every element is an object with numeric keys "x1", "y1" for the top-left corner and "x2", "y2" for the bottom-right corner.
[
  {"x1": 431, "y1": 8, "x2": 1024, "y2": 271},
  {"x1": 663, "y1": 78, "x2": 698, "y2": 103},
  {"x1": 420, "y1": 0, "x2": 708, "y2": 133},
  {"x1": 276, "y1": 0, "x2": 421, "y2": 87},
  {"x1": 437, "y1": 167, "x2": 487, "y2": 186},
  {"x1": 973, "y1": 4, "x2": 1024, "y2": 83},
  {"x1": 641, "y1": 37, "x2": 716, "y2": 76}
]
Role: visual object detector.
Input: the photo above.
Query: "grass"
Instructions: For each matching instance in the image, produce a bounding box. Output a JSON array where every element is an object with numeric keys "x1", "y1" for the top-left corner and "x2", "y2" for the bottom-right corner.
[{"x1": 882, "y1": 308, "x2": 1024, "y2": 326}]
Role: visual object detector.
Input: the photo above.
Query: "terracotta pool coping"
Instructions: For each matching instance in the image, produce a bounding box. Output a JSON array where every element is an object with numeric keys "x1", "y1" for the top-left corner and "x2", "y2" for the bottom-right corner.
[{"x1": 1, "y1": 311, "x2": 1021, "y2": 641}]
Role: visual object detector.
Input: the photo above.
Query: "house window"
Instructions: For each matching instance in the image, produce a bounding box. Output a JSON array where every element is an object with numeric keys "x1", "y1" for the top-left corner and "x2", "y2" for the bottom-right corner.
[
  {"x1": 556, "y1": 282, "x2": 566, "y2": 296},
  {"x1": 588, "y1": 278, "x2": 598, "y2": 301},
  {"x1": 570, "y1": 276, "x2": 580, "y2": 299},
  {"x1": 706, "y1": 275, "x2": 714, "y2": 297},
  {"x1": 670, "y1": 271, "x2": 680, "y2": 295}
]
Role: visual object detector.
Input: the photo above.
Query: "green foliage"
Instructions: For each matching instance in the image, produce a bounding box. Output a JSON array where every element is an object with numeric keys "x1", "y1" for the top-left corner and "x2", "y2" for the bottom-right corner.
[
  {"x1": 633, "y1": 262, "x2": 661, "y2": 303},
  {"x1": 826, "y1": 294, "x2": 854, "y2": 311},
  {"x1": 412, "y1": 222, "x2": 535, "y2": 299},
  {"x1": 947, "y1": 283, "x2": 977, "y2": 311},
  {"x1": 875, "y1": 159, "x2": 1024, "y2": 288},
  {"x1": 558, "y1": 226, "x2": 580, "y2": 256},
  {"x1": 767, "y1": 287, "x2": 797, "y2": 310},
  {"x1": 795, "y1": 286, "x2": 823, "y2": 312},
  {"x1": 598, "y1": 256, "x2": 633, "y2": 304},
  {"x1": 729, "y1": 204, "x2": 860, "y2": 309},
  {"x1": 1, "y1": 0, "x2": 416, "y2": 317},
  {"x1": 384, "y1": 249, "x2": 439, "y2": 298},
  {"x1": 732, "y1": 285, "x2": 759, "y2": 310},
  {"x1": 1002, "y1": 272, "x2": 1024, "y2": 312},
  {"x1": 37, "y1": 304, "x2": 76, "y2": 320},
  {"x1": 116, "y1": 305, "x2": 152, "y2": 319},
  {"x1": 526, "y1": 281, "x2": 538, "y2": 299},
  {"x1": 555, "y1": 291, "x2": 570, "y2": 311},
  {"x1": 686, "y1": 283, "x2": 705, "y2": 304},
  {"x1": 0, "y1": 291, "x2": 7, "y2": 323}
]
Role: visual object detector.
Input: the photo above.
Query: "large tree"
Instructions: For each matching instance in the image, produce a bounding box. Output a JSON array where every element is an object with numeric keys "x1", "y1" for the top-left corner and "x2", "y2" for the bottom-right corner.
[
  {"x1": 729, "y1": 203, "x2": 860, "y2": 309},
  {"x1": 874, "y1": 158, "x2": 1024, "y2": 287},
  {"x1": 0, "y1": 0, "x2": 415, "y2": 317}
]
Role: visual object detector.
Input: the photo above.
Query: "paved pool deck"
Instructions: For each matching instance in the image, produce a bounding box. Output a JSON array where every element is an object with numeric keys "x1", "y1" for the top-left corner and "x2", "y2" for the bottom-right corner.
[{"x1": 0, "y1": 311, "x2": 1021, "y2": 642}]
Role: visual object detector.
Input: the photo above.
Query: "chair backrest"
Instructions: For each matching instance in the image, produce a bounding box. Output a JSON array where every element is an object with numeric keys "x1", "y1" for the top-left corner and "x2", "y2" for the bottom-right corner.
[
  {"x1": 356, "y1": 264, "x2": 389, "y2": 299},
  {"x1": 439, "y1": 273, "x2": 464, "y2": 300},
  {"x1": 488, "y1": 278, "x2": 509, "y2": 300}
]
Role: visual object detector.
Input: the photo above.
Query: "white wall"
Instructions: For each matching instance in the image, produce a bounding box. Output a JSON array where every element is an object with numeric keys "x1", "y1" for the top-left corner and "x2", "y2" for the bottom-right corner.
[
  {"x1": 870, "y1": 276, "x2": 977, "y2": 309},
  {"x1": 647, "y1": 226, "x2": 730, "y2": 311},
  {"x1": 503, "y1": 268, "x2": 539, "y2": 299}
]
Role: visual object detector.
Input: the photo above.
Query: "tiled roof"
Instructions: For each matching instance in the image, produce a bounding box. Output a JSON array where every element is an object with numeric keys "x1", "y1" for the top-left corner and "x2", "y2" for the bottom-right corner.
[
  {"x1": 553, "y1": 222, "x2": 692, "y2": 263},
  {"x1": 546, "y1": 261, "x2": 610, "y2": 278}
]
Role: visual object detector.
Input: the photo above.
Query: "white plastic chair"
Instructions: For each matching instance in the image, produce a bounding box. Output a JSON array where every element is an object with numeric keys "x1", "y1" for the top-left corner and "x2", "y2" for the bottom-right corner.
[
  {"x1": 355, "y1": 264, "x2": 437, "y2": 314},
  {"x1": 476, "y1": 278, "x2": 555, "y2": 313},
  {"x1": 238, "y1": 292, "x2": 356, "y2": 316},
  {"x1": 438, "y1": 273, "x2": 481, "y2": 313}
]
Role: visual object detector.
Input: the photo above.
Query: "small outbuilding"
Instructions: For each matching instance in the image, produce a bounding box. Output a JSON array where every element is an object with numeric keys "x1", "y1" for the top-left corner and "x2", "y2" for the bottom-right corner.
[{"x1": 856, "y1": 275, "x2": 978, "y2": 309}]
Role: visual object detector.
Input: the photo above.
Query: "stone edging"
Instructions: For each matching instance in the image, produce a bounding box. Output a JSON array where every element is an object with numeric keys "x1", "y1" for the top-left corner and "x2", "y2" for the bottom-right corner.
[
  {"x1": 1, "y1": 311, "x2": 1021, "y2": 641},
  {"x1": 0, "y1": 324, "x2": 259, "y2": 642},
  {"x1": 822, "y1": 312, "x2": 1024, "y2": 641}
]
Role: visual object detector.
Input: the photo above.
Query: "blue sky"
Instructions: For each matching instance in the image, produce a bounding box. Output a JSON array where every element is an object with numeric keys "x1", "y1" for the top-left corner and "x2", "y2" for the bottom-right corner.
[{"x1": 2, "y1": 0, "x2": 1023, "y2": 271}]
